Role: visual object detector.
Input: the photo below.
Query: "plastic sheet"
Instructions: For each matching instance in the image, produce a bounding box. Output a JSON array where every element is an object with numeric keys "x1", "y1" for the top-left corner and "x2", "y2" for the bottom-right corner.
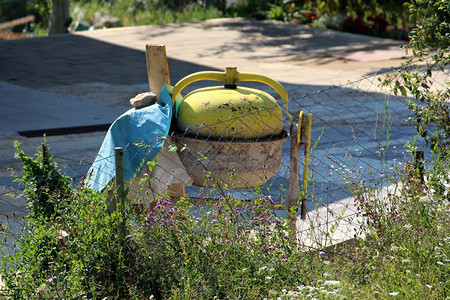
[{"x1": 86, "y1": 85, "x2": 173, "y2": 191}]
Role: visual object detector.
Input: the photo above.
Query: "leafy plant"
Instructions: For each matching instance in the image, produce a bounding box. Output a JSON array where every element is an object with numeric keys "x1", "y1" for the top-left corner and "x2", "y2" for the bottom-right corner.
[
  {"x1": 142, "y1": 193, "x2": 319, "y2": 298},
  {"x1": 0, "y1": 0, "x2": 27, "y2": 24},
  {"x1": 3, "y1": 141, "x2": 151, "y2": 298},
  {"x1": 2, "y1": 139, "x2": 329, "y2": 299},
  {"x1": 263, "y1": 0, "x2": 411, "y2": 38},
  {"x1": 26, "y1": 0, "x2": 51, "y2": 29},
  {"x1": 14, "y1": 141, "x2": 73, "y2": 221},
  {"x1": 382, "y1": 0, "x2": 449, "y2": 194},
  {"x1": 333, "y1": 1, "x2": 450, "y2": 298},
  {"x1": 71, "y1": 0, "x2": 223, "y2": 28}
]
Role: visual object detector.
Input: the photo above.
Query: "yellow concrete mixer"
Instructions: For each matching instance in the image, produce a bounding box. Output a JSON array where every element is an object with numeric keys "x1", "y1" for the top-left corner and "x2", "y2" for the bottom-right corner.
[{"x1": 170, "y1": 67, "x2": 296, "y2": 189}]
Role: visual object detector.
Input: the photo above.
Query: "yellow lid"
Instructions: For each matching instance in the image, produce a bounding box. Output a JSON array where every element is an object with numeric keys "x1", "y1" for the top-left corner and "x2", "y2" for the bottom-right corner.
[{"x1": 177, "y1": 86, "x2": 283, "y2": 139}]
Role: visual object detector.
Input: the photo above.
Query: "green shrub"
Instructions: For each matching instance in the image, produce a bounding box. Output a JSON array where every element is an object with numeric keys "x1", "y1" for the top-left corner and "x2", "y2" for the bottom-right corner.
[
  {"x1": 336, "y1": 1, "x2": 450, "y2": 298},
  {"x1": 383, "y1": 0, "x2": 449, "y2": 176},
  {"x1": 0, "y1": 0, "x2": 27, "y2": 24},
  {"x1": 71, "y1": 0, "x2": 223, "y2": 28},
  {"x1": 14, "y1": 141, "x2": 73, "y2": 221},
  {"x1": 2, "y1": 141, "x2": 327, "y2": 299}
]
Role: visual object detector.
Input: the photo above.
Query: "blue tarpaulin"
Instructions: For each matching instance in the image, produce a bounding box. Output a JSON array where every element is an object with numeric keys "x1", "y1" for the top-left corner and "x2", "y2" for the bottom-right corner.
[{"x1": 86, "y1": 85, "x2": 173, "y2": 191}]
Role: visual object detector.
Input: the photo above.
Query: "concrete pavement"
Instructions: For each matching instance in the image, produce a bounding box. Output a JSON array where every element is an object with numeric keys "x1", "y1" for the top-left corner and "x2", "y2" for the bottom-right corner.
[
  {"x1": 1, "y1": 18, "x2": 406, "y2": 91},
  {"x1": 0, "y1": 81, "x2": 124, "y2": 135}
]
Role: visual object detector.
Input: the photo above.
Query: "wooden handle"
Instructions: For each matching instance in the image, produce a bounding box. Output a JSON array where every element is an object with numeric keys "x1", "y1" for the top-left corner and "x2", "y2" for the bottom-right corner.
[{"x1": 146, "y1": 44, "x2": 170, "y2": 101}]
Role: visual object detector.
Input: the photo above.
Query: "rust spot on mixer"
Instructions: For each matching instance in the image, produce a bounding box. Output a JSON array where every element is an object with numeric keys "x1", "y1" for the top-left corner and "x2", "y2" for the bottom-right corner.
[{"x1": 218, "y1": 100, "x2": 232, "y2": 109}]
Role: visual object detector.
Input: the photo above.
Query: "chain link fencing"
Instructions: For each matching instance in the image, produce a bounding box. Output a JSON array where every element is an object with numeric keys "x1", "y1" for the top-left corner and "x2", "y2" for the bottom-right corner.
[{"x1": 1, "y1": 62, "x2": 448, "y2": 257}]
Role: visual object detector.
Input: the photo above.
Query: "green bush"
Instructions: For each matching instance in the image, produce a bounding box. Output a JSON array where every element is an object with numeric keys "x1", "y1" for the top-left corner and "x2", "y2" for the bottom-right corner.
[
  {"x1": 2, "y1": 142, "x2": 326, "y2": 299},
  {"x1": 0, "y1": 0, "x2": 27, "y2": 24},
  {"x1": 383, "y1": 0, "x2": 449, "y2": 160},
  {"x1": 265, "y1": 0, "x2": 411, "y2": 36},
  {"x1": 0, "y1": 0, "x2": 50, "y2": 33},
  {"x1": 3, "y1": 143, "x2": 153, "y2": 298},
  {"x1": 71, "y1": 0, "x2": 223, "y2": 28},
  {"x1": 14, "y1": 141, "x2": 73, "y2": 221},
  {"x1": 339, "y1": 1, "x2": 450, "y2": 298}
]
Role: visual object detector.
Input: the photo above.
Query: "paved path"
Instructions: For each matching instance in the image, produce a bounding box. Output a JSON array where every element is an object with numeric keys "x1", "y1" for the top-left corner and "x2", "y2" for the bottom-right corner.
[
  {"x1": 0, "y1": 82, "x2": 124, "y2": 134},
  {"x1": 1, "y1": 18, "x2": 405, "y2": 90}
]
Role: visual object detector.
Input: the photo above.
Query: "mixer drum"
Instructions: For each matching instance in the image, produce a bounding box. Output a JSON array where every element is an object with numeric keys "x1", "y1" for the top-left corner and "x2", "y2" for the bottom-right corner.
[{"x1": 172, "y1": 132, "x2": 288, "y2": 189}]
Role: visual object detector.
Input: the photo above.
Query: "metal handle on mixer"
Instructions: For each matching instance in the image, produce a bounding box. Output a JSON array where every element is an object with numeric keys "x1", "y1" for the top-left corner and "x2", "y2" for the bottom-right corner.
[{"x1": 171, "y1": 67, "x2": 293, "y2": 124}]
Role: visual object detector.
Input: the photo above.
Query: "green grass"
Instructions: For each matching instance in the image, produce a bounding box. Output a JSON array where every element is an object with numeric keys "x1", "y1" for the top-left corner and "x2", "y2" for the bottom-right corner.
[{"x1": 71, "y1": 1, "x2": 223, "y2": 28}]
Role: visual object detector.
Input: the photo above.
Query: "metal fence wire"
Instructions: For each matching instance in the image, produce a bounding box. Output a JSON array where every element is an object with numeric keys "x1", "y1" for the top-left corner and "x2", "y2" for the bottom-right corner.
[{"x1": 1, "y1": 62, "x2": 448, "y2": 255}]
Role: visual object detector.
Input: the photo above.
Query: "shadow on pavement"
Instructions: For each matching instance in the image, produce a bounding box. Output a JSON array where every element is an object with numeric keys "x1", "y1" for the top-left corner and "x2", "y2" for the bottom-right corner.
[{"x1": 0, "y1": 34, "x2": 217, "y2": 89}]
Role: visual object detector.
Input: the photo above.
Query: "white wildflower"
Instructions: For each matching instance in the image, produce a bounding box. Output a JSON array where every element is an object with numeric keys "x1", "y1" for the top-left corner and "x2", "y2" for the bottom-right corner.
[{"x1": 324, "y1": 280, "x2": 340, "y2": 286}]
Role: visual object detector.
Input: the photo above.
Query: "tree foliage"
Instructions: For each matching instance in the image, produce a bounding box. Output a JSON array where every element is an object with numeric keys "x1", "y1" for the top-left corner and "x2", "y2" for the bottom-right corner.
[{"x1": 383, "y1": 0, "x2": 449, "y2": 156}]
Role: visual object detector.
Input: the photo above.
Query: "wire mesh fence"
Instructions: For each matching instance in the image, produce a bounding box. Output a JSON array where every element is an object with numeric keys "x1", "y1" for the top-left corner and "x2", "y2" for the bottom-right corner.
[{"x1": 1, "y1": 62, "x2": 448, "y2": 257}]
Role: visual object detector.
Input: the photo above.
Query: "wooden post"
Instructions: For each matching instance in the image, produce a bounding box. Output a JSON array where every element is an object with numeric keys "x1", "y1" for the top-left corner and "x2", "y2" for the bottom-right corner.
[
  {"x1": 145, "y1": 44, "x2": 186, "y2": 199},
  {"x1": 48, "y1": 0, "x2": 71, "y2": 35},
  {"x1": 41, "y1": 143, "x2": 49, "y2": 170},
  {"x1": 114, "y1": 147, "x2": 126, "y2": 240},
  {"x1": 413, "y1": 149, "x2": 425, "y2": 183},
  {"x1": 288, "y1": 120, "x2": 300, "y2": 236},
  {"x1": 300, "y1": 114, "x2": 312, "y2": 220},
  {"x1": 146, "y1": 44, "x2": 170, "y2": 101},
  {"x1": 288, "y1": 123, "x2": 299, "y2": 207},
  {"x1": 115, "y1": 147, "x2": 124, "y2": 202}
]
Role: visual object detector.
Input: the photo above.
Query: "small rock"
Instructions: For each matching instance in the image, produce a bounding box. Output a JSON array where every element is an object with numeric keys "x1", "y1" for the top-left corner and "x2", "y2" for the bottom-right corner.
[{"x1": 130, "y1": 92, "x2": 157, "y2": 109}]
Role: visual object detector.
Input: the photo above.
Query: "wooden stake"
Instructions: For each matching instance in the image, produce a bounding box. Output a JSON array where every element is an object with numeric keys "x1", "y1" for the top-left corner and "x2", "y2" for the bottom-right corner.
[
  {"x1": 41, "y1": 143, "x2": 49, "y2": 170},
  {"x1": 288, "y1": 119, "x2": 300, "y2": 236},
  {"x1": 114, "y1": 147, "x2": 126, "y2": 240},
  {"x1": 288, "y1": 123, "x2": 300, "y2": 208},
  {"x1": 300, "y1": 114, "x2": 312, "y2": 220},
  {"x1": 413, "y1": 149, "x2": 425, "y2": 183},
  {"x1": 115, "y1": 147, "x2": 124, "y2": 202},
  {"x1": 145, "y1": 44, "x2": 170, "y2": 100}
]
